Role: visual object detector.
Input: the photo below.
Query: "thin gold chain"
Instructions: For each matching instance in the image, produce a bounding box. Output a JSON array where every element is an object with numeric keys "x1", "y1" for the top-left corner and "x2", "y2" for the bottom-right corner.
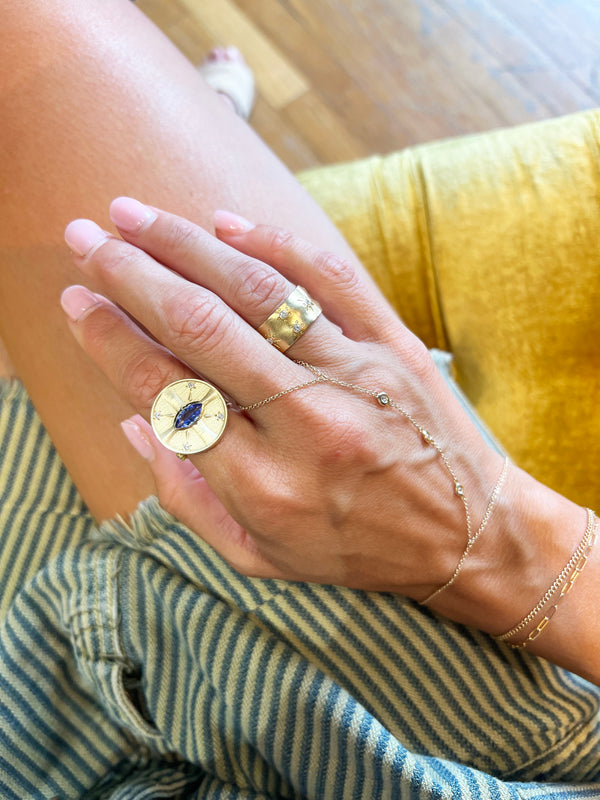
[
  {"x1": 422, "y1": 455, "x2": 509, "y2": 604},
  {"x1": 239, "y1": 359, "x2": 473, "y2": 550},
  {"x1": 510, "y1": 523, "x2": 597, "y2": 647},
  {"x1": 238, "y1": 375, "x2": 329, "y2": 410},
  {"x1": 238, "y1": 363, "x2": 595, "y2": 635},
  {"x1": 496, "y1": 508, "x2": 597, "y2": 643}
]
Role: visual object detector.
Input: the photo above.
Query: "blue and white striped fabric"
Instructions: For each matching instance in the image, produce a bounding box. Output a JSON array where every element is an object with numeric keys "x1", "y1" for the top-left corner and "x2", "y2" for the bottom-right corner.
[{"x1": 1, "y1": 372, "x2": 600, "y2": 799}]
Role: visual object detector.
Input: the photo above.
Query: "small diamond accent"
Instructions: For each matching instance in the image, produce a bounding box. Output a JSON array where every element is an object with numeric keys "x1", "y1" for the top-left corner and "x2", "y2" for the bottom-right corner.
[
  {"x1": 183, "y1": 442, "x2": 192, "y2": 451},
  {"x1": 421, "y1": 429, "x2": 435, "y2": 444},
  {"x1": 376, "y1": 392, "x2": 390, "y2": 406},
  {"x1": 153, "y1": 411, "x2": 162, "y2": 420},
  {"x1": 187, "y1": 382, "x2": 195, "y2": 389},
  {"x1": 267, "y1": 337, "x2": 275, "y2": 345},
  {"x1": 455, "y1": 483, "x2": 465, "y2": 497},
  {"x1": 292, "y1": 322, "x2": 303, "y2": 333},
  {"x1": 279, "y1": 309, "x2": 290, "y2": 319},
  {"x1": 217, "y1": 412, "x2": 224, "y2": 420}
]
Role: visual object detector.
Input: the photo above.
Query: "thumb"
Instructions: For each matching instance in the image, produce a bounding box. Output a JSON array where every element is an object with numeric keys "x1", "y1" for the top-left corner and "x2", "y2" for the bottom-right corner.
[{"x1": 119, "y1": 415, "x2": 281, "y2": 577}]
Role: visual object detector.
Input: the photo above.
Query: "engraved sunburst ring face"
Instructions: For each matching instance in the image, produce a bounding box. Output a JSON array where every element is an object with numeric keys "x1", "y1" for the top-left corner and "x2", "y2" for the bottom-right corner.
[{"x1": 150, "y1": 379, "x2": 228, "y2": 455}]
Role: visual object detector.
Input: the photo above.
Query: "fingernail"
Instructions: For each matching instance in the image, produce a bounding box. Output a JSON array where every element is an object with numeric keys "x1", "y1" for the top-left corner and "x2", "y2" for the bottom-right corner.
[
  {"x1": 60, "y1": 285, "x2": 103, "y2": 322},
  {"x1": 64, "y1": 219, "x2": 110, "y2": 257},
  {"x1": 110, "y1": 197, "x2": 158, "y2": 233},
  {"x1": 120, "y1": 419, "x2": 155, "y2": 461},
  {"x1": 214, "y1": 209, "x2": 254, "y2": 235}
]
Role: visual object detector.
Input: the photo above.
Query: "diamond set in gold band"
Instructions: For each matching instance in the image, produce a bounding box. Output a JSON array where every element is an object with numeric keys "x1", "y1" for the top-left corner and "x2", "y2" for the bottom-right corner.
[
  {"x1": 151, "y1": 379, "x2": 228, "y2": 457},
  {"x1": 257, "y1": 286, "x2": 321, "y2": 352}
]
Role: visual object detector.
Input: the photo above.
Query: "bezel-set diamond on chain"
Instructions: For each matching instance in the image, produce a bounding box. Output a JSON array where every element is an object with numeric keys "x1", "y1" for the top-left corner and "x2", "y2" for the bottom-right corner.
[{"x1": 238, "y1": 359, "x2": 512, "y2": 605}]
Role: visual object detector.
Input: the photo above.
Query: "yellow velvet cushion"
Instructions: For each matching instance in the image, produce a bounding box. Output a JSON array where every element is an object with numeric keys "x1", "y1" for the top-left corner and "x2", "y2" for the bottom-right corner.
[{"x1": 298, "y1": 111, "x2": 600, "y2": 509}]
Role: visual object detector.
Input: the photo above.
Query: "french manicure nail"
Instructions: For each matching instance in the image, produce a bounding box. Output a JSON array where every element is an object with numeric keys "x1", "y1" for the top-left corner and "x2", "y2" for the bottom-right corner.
[
  {"x1": 64, "y1": 219, "x2": 109, "y2": 257},
  {"x1": 109, "y1": 196, "x2": 158, "y2": 233},
  {"x1": 214, "y1": 209, "x2": 255, "y2": 235},
  {"x1": 60, "y1": 285, "x2": 103, "y2": 322},
  {"x1": 120, "y1": 419, "x2": 155, "y2": 461}
]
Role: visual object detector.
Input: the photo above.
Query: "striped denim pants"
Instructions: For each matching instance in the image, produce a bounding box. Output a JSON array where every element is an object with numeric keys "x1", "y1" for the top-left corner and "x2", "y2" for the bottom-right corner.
[{"x1": 1, "y1": 357, "x2": 600, "y2": 799}]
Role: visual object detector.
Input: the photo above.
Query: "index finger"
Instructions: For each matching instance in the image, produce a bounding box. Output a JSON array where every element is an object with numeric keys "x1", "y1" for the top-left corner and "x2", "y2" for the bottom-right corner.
[{"x1": 64, "y1": 217, "x2": 304, "y2": 407}]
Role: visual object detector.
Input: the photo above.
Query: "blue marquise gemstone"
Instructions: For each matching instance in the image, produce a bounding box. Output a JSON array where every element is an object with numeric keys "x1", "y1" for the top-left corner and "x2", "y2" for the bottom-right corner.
[{"x1": 174, "y1": 402, "x2": 203, "y2": 430}]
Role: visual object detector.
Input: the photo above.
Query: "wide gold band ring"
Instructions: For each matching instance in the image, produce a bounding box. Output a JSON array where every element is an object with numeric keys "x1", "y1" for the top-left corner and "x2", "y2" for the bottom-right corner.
[
  {"x1": 257, "y1": 286, "x2": 321, "y2": 352},
  {"x1": 151, "y1": 379, "x2": 228, "y2": 457}
]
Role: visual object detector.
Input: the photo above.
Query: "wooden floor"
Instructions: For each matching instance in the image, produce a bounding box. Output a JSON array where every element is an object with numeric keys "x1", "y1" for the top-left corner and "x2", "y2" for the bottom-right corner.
[{"x1": 137, "y1": 0, "x2": 599, "y2": 172}]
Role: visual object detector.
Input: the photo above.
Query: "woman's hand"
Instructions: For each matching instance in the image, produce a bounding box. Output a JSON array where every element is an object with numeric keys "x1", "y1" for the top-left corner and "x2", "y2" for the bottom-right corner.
[
  {"x1": 61, "y1": 198, "x2": 506, "y2": 599},
  {"x1": 61, "y1": 197, "x2": 600, "y2": 684}
]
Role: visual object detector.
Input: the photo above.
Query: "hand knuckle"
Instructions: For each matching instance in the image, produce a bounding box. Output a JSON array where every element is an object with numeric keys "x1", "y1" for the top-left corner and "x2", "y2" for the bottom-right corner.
[
  {"x1": 395, "y1": 335, "x2": 435, "y2": 381},
  {"x1": 163, "y1": 217, "x2": 202, "y2": 255},
  {"x1": 283, "y1": 394, "x2": 372, "y2": 467},
  {"x1": 124, "y1": 353, "x2": 182, "y2": 408},
  {"x1": 165, "y1": 290, "x2": 227, "y2": 356},
  {"x1": 155, "y1": 481, "x2": 181, "y2": 517},
  {"x1": 76, "y1": 303, "x2": 119, "y2": 346},
  {"x1": 232, "y1": 259, "x2": 285, "y2": 313},
  {"x1": 77, "y1": 306, "x2": 129, "y2": 365},
  {"x1": 93, "y1": 243, "x2": 135, "y2": 283},
  {"x1": 314, "y1": 251, "x2": 358, "y2": 289},
  {"x1": 266, "y1": 227, "x2": 295, "y2": 258}
]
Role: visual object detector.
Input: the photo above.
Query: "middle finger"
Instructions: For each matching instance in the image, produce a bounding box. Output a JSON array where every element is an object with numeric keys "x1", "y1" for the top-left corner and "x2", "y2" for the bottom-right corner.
[{"x1": 108, "y1": 197, "x2": 339, "y2": 357}]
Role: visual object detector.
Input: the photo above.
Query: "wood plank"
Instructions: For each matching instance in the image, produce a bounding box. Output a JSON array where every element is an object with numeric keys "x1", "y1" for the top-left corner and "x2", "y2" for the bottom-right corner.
[
  {"x1": 283, "y1": 91, "x2": 370, "y2": 164},
  {"x1": 136, "y1": 0, "x2": 600, "y2": 170},
  {"x1": 439, "y1": 0, "x2": 599, "y2": 110},
  {"x1": 250, "y1": 97, "x2": 323, "y2": 172},
  {"x1": 241, "y1": 0, "x2": 554, "y2": 153},
  {"x1": 135, "y1": 0, "x2": 185, "y2": 30},
  {"x1": 232, "y1": 0, "x2": 422, "y2": 150},
  {"x1": 503, "y1": 0, "x2": 600, "y2": 62},
  {"x1": 281, "y1": 0, "x2": 566, "y2": 132},
  {"x1": 162, "y1": 8, "x2": 219, "y2": 64}
]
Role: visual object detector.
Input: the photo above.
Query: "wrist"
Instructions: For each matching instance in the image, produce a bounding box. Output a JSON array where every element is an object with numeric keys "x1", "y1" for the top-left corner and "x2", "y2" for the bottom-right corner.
[{"x1": 428, "y1": 463, "x2": 589, "y2": 637}]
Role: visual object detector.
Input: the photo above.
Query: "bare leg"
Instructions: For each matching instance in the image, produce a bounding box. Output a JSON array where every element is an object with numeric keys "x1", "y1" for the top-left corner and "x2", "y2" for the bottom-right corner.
[{"x1": 0, "y1": 0, "x2": 359, "y2": 521}]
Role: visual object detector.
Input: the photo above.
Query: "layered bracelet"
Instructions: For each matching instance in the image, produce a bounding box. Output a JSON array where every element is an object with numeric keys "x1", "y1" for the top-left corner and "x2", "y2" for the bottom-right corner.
[{"x1": 495, "y1": 508, "x2": 598, "y2": 649}]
